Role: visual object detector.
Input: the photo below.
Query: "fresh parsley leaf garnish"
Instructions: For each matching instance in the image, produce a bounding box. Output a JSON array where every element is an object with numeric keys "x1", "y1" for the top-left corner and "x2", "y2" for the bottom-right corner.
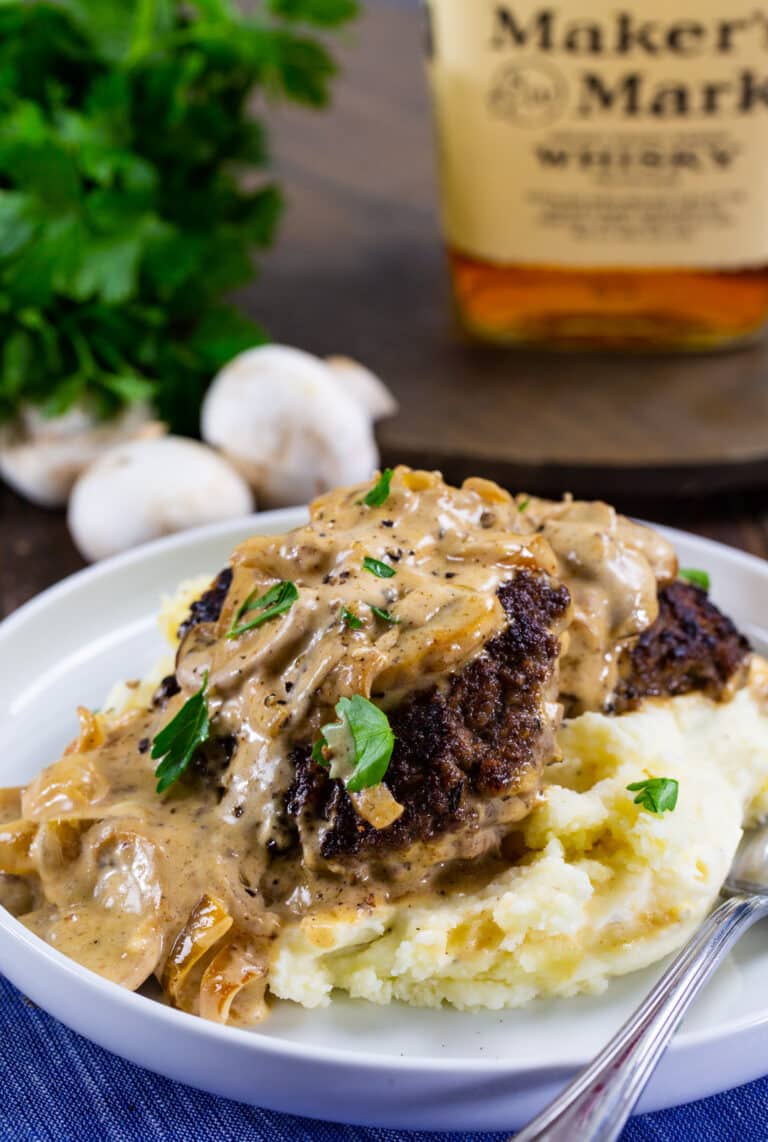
[
  {"x1": 363, "y1": 469, "x2": 393, "y2": 508},
  {"x1": 312, "y1": 695, "x2": 395, "y2": 793},
  {"x1": 627, "y1": 778, "x2": 679, "y2": 815},
  {"x1": 151, "y1": 673, "x2": 210, "y2": 794},
  {"x1": 517, "y1": 497, "x2": 530, "y2": 512},
  {"x1": 370, "y1": 605, "x2": 399, "y2": 624},
  {"x1": 341, "y1": 607, "x2": 364, "y2": 630},
  {"x1": 340, "y1": 696, "x2": 396, "y2": 792},
  {"x1": 363, "y1": 556, "x2": 395, "y2": 579},
  {"x1": 678, "y1": 568, "x2": 710, "y2": 591},
  {"x1": 228, "y1": 581, "x2": 298, "y2": 638}
]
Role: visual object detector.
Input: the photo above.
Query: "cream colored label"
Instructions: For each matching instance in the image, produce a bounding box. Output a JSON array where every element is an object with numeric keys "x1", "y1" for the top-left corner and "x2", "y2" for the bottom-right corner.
[{"x1": 426, "y1": 1, "x2": 768, "y2": 268}]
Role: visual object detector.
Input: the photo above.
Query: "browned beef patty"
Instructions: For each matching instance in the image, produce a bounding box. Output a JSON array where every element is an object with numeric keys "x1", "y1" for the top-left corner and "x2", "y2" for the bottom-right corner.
[
  {"x1": 174, "y1": 566, "x2": 751, "y2": 878},
  {"x1": 285, "y1": 571, "x2": 570, "y2": 874},
  {"x1": 177, "y1": 568, "x2": 233, "y2": 641},
  {"x1": 612, "y1": 580, "x2": 751, "y2": 713},
  {"x1": 172, "y1": 567, "x2": 569, "y2": 875}
]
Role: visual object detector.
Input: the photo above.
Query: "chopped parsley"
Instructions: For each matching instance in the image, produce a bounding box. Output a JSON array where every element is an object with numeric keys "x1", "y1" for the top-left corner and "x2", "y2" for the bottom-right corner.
[
  {"x1": 370, "y1": 605, "x2": 399, "y2": 624},
  {"x1": 362, "y1": 469, "x2": 394, "y2": 508},
  {"x1": 627, "y1": 777, "x2": 679, "y2": 816},
  {"x1": 341, "y1": 607, "x2": 364, "y2": 630},
  {"x1": 312, "y1": 695, "x2": 395, "y2": 793},
  {"x1": 227, "y1": 580, "x2": 298, "y2": 638},
  {"x1": 517, "y1": 497, "x2": 530, "y2": 512},
  {"x1": 363, "y1": 556, "x2": 395, "y2": 579},
  {"x1": 678, "y1": 568, "x2": 710, "y2": 591},
  {"x1": 152, "y1": 673, "x2": 210, "y2": 794}
]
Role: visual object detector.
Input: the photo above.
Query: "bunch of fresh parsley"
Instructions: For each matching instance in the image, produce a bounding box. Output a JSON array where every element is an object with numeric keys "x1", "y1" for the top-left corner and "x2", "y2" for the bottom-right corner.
[{"x1": 0, "y1": 0, "x2": 357, "y2": 434}]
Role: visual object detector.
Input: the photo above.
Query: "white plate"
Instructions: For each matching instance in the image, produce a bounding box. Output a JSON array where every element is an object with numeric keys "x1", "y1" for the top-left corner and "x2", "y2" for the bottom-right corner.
[{"x1": 1, "y1": 511, "x2": 768, "y2": 1132}]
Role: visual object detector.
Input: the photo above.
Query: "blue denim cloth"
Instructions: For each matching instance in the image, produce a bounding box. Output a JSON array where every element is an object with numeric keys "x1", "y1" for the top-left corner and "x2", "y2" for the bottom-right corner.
[{"x1": 0, "y1": 973, "x2": 760, "y2": 1141}]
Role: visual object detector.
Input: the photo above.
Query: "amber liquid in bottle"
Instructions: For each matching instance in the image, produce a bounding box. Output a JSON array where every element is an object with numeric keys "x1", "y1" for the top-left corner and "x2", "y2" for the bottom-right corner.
[
  {"x1": 427, "y1": 1, "x2": 768, "y2": 351},
  {"x1": 448, "y1": 257, "x2": 768, "y2": 350}
]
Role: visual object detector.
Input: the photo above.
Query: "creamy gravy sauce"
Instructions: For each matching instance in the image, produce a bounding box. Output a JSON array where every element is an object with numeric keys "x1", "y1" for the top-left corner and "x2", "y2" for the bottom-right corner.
[
  {"x1": 516, "y1": 497, "x2": 677, "y2": 713},
  {"x1": 0, "y1": 469, "x2": 677, "y2": 1022}
]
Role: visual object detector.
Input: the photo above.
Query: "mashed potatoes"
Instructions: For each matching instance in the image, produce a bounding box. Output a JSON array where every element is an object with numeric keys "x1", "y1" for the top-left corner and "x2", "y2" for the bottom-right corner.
[{"x1": 121, "y1": 581, "x2": 768, "y2": 1016}]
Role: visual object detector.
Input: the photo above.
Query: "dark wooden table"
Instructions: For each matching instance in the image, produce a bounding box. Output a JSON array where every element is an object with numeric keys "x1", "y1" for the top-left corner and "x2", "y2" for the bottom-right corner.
[{"x1": 3, "y1": 0, "x2": 768, "y2": 618}]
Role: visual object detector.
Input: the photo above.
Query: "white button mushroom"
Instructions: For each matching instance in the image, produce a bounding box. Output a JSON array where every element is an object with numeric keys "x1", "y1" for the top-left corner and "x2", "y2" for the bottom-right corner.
[
  {"x1": 325, "y1": 355, "x2": 398, "y2": 421},
  {"x1": 68, "y1": 436, "x2": 254, "y2": 562},
  {"x1": 200, "y1": 345, "x2": 383, "y2": 508},
  {"x1": 0, "y1": 401, "x2": 157, "y2": 508}
]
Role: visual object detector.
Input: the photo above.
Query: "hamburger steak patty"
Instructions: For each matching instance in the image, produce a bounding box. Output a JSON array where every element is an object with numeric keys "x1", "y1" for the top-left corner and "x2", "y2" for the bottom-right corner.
[
  {"x1": 177, "y1": 567, "x2": 233, "y2": 641},
  {"x1": 286, "y1": 571, "x2": 570, "y2": 872},
  {"x1": 612, "y1": 579, "x2": 751, "y2": 713},
  {"x1": 175, "y1": 562, "x2": 751, "y2": 875}
]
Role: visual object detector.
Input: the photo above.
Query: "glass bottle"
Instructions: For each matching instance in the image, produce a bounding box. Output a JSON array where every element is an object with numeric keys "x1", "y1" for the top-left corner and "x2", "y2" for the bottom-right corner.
[{"x1": 425, "y1": 0, "x2": 768, "y2": 349}]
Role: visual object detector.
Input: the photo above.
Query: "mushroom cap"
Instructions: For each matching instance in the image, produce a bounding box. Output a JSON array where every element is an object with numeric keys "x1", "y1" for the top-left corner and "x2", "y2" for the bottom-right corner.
[
  {"x1": 201, "y1": 345, "x2": 379, "y2": 508},
  {"x1": 325, "y1": 356, "x2": 398, "y2": 421},
  {"x1": 0, "y1": 402, "x2": 155, "y2": 508},
  {"x1": 68, "y1": 436, "x2": 254, "y2": 562}
]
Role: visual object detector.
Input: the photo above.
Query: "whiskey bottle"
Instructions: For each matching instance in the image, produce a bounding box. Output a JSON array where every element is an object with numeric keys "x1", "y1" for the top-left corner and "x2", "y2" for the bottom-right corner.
[{"x1": 425, "y1": 1, "x2": 768, "y2": 349}]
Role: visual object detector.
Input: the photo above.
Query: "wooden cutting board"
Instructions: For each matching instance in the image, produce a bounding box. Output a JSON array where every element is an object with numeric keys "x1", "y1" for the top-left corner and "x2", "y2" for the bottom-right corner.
[{"x1": 241, "y1": 2, "x2": 768, "y2": 498}]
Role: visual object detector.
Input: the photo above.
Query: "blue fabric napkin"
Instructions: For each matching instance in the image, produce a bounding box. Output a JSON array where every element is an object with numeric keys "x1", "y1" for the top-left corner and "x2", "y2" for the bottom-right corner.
[
  {"x1": 1, "y1": 5, "x2": 757, "y2": 1139},
  {"x1": 0, "y1": 974, "x2": 763, "y2": 1142}
]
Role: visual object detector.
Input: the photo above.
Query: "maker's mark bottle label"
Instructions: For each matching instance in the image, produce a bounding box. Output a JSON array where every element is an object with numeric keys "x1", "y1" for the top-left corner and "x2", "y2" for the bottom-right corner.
[{"x1": 426, "y1": 1, "x2": 768, "y2": 268}]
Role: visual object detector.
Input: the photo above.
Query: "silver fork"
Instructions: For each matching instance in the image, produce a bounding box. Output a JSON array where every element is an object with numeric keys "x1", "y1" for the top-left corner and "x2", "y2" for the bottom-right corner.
[{"x1": 512, "y1": 823, "x2": 768, "y2": 1142}]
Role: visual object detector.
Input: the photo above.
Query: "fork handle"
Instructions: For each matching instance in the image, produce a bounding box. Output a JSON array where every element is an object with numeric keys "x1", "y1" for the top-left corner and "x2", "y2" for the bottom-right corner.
[{"x1": 513, "y1": 893, "x2": 768, "y2": 1142}]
